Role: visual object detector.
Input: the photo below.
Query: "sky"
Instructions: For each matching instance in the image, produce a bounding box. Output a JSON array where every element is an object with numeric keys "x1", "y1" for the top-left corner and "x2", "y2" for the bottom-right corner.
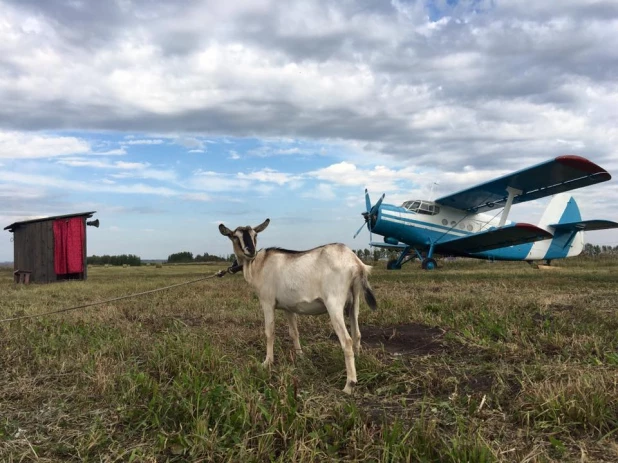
[{"x1": 1, "y1": 0, "x2": 617, "y2": 260}]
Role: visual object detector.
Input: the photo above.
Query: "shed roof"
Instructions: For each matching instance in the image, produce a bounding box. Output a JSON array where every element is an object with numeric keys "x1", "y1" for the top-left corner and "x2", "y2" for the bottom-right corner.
[{"x1": 4, "y1": 211, "x2": 96, "y2": 232}]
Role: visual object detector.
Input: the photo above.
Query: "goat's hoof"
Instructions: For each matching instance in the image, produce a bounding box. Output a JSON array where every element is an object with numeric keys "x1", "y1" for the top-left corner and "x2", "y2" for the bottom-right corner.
[
  {"x1": 295, "y1": 349, "x2": 304, "y2": 357},
  {"x1": 342, "y1": 381, "x2": 357, "y2": 395},
  {"x1": 261, "y1": 359, "x2": 273, "y2": 369}
]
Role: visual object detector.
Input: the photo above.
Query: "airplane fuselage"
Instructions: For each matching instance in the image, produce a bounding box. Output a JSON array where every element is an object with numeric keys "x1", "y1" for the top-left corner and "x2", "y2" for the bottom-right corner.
[{"x1": 373, "y1": 200, "x2": 583, "y2": 261}]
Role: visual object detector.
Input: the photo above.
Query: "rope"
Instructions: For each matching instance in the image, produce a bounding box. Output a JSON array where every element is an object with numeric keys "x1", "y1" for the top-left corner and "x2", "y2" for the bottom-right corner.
[{"x1": 0, "y1": 266, "x2": 241, "y2": 323}]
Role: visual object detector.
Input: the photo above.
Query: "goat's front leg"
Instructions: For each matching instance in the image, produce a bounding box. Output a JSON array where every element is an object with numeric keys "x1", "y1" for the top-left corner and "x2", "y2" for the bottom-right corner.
[
  {"x1": 326, "y1": 300, "x2": 357, "y2": 394},
  {"x1": 284, "y1": 312, "x2": 302, "y2": 355},
  {"x1": 261, "y1": 301, "x2": 276, "y2": 368}
]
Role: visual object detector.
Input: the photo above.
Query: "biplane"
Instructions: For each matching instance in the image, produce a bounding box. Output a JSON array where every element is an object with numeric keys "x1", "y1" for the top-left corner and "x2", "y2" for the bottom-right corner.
[{"x1": 354, "y1": 155, "x2": 618, "y2": 270}]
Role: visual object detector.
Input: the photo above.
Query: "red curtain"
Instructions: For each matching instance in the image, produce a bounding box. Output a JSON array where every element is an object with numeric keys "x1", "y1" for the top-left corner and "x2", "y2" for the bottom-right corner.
[{"x1": 54, "y1": 218, "x2": 85, "y2": 275}]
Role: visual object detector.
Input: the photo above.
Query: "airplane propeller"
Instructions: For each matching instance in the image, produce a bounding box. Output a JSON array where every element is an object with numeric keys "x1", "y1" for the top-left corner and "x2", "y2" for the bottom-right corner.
[{"x1": 353, "y1": 189, "x2": 385, "y2": 239}]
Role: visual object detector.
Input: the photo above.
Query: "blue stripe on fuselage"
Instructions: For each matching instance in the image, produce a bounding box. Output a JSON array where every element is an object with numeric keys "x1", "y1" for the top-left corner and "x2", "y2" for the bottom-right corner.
[{"x1": 372, "y1": 206, "x2": 470, "y2": 247}]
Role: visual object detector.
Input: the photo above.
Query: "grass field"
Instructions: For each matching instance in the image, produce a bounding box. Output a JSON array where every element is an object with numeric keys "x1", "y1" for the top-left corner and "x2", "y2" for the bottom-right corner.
[{"x1": 1, "y1": 257, "x2": 617, "y2": 462}]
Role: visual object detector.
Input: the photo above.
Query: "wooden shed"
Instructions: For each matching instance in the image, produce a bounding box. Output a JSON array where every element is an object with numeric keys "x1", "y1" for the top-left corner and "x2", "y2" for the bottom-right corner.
[{"x1": 4, "y1": 211, "x2": 98, "y2": 284}]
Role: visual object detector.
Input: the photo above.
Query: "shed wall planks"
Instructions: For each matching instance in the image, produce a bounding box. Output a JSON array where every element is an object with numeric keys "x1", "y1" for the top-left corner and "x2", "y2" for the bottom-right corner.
[{"x1": 13, "y1": 221, "x2": 54, "y2": 283}]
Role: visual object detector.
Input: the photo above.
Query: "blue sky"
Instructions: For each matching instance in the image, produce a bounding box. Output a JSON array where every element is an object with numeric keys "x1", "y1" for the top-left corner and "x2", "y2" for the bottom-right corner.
[{"x1": 1, "y1": 0, "x2": 617, "y2": 260}]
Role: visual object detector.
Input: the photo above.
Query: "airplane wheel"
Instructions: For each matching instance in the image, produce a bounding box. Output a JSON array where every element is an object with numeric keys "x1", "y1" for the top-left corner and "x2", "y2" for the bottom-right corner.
[
  {"x1": 386, "y1": 259, "x2": 401, "y2": 270},
  {"x1": 422, "y1": 258, "x2": 437, "y2": 270}
]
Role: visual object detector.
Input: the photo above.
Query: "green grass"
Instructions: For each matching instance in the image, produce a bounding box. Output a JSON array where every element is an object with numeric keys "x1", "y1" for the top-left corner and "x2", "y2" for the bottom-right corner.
[{"x1": 1, "y1": 257, "x2": 617, "y2": 462}]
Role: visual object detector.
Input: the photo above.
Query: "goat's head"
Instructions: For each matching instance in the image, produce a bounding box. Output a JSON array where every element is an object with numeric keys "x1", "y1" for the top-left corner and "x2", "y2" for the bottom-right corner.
[{"x1": 219, "y1": 219, "x2": 270, "y2": 260}]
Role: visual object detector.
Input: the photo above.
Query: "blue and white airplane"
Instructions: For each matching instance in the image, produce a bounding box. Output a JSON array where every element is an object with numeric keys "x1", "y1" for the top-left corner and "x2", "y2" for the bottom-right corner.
[{"x1": 354, "y1": 155, "x2": 618, "y2": 270}]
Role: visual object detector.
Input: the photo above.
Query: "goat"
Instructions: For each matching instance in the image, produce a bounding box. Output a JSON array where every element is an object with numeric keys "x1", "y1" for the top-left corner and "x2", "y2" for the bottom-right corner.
[{"x1": 219, "y1": 218, "x2": 377, "y2": 394}]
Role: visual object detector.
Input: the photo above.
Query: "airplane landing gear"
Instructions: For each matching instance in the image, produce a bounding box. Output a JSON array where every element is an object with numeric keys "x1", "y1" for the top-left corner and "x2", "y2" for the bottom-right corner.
[
  {"x1": 386, "y1": 259, "x2": 402, "y2": 270},
  {"x1": 384, "y1": 242, "x2": 438, "y2": 270},
  {"x1": 421, "y1": 258, "x2": 437, "y2": 270},
  {"x1": 385, "y1": 245, "x2": 411, "y2": 270}
]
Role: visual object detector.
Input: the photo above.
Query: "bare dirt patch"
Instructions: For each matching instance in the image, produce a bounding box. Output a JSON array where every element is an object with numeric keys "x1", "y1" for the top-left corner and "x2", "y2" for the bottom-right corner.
[
  {"x1": 547, "y1": 303, "x2": 576, "y2": 312},
  {"x1": 360, "y1": 323, "x2": 447, "y2": 355}
]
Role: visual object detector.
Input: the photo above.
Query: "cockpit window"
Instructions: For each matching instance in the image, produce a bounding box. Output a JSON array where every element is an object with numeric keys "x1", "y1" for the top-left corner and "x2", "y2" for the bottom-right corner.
[{"x1": 401, "y1": 200, "x2": 440, "y2": 215}]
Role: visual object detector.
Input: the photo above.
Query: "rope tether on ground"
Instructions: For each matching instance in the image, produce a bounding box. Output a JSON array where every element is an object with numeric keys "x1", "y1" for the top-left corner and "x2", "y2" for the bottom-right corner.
[{"x1": 0, "y1": 264, "x2": 243, "y2": 324}]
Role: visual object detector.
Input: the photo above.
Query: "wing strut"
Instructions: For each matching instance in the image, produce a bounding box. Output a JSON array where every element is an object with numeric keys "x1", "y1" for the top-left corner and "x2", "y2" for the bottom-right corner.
[{"x1": 498, "y1": 187, "x2": 522, "y2": 227}]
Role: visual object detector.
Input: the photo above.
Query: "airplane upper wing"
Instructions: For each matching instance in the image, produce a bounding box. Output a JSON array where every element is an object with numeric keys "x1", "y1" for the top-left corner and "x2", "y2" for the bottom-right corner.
[
  {"x1": 435, "y1": 156, "x2": 611, "y2": 213},
  {"x1": 436, "y1": 223, "x2": 553, "y2": 254}
]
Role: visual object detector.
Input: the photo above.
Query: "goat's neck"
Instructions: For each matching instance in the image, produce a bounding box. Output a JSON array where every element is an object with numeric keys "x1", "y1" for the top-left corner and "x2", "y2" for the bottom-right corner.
[{"x1": 235, "y1": 251, "x2": 264, "y2": 288}]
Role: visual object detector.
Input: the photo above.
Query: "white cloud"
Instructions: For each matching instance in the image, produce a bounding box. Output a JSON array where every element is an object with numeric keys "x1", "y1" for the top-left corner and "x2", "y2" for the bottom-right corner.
[
  {"x1": 124, "y1": 139, "x2": 165, "y2": 145},
  {"x1": 90, "y1": 148, "x2": 127, "y2": 156},
  {"x1": 57, "y1": 158, "x2": 149, "y2": 169},
  {"x1": 55, "y1": 157, "x2": 176, "y2": 181},
  {"x1": 189, "y1": 168, "x2": 304, "y2": 192},
  {"x1": 0, "y1": 170, "x2": 178, "y2": 196},
  {"x1": 309, "y1": 162, "x2": 421, "y2": 192},
  {"x1": 110, "y1": 168, "x2": 176, "y2": 182},
  {"x1": 175, "y1": 137, "x2": 206, "y2": 149},
  {"x1": 237, "y1": 168, "x2": 301, "y2": 185},
  {"x1": 182, "y1": 192, "x2": 212, "y2": 202},
  {"x1": 114, "y1": 161, "x2": 150, "y2": 169},
  {"x1": 0, "y1": 131, "x2": 90, "y2": 159},
  {"x1": 189, "y1": 170, "x2": 252, "y2": 192}
]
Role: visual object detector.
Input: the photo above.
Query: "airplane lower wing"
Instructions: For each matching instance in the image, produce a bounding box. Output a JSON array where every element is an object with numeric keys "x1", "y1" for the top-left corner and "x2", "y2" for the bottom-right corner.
[
  {"x1": 550, "y1": 220, "x2": 618, "y2": 231},
  {"x1": 368, "y1": 242, "x2": 408, "y2": 250},
  {"x1": 435, "y1": 156, "x2": 611, "y2": 213},
  {"x1": 437, "y1": 223, "x2": 553, "y2": 254}
]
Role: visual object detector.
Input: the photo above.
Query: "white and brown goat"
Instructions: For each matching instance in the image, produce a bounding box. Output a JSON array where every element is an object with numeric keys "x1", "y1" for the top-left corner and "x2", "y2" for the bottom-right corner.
[{"x1": 219, "y1": 218, "x2": 377, "y2": 394}]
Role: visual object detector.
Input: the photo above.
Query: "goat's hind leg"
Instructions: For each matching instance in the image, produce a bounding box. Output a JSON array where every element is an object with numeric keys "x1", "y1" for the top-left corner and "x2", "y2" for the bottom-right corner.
[
  {"x1": 326, "y1": 299, "x2": 357, "y2": 394},
  {"x1": 261, "y1": 302, "x2": 276, "y2": 368},
  {"x1": 349, "y1": 291, "x2": 362, "y2": 354},
  {"x1": 284, "y1": 312, "x2": 302, "y2": 356}
]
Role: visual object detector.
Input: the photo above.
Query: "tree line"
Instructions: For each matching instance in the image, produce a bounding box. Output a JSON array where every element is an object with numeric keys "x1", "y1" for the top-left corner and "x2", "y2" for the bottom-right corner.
[
  {"x1": 354, "y1": 248, "x2": 399, "y2": 262},
  {"x1": 167, "y1": 251, "x2": 235, "y2": 264},
  {"x1": 356, "y1": 244, "x2": 618, "y2": 261},
  {"x1": 87, "y1": 243, "x2": 618, "y2": 267},
  {"x1": 87, "y1": 254, "x2": 142, "y2": 266},
  {"x1": 583, "y1": 243, "x2": 618, "y2": 256}
]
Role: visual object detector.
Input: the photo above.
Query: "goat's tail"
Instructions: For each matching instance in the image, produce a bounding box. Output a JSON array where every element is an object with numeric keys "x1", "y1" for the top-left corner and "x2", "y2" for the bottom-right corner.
[{"x1": 360, "y1": 266, "x2": 377, "y2": 311}]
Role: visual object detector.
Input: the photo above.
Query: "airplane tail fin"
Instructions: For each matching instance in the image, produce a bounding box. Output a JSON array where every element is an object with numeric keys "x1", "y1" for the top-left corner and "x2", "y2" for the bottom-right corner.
[
  {"x1": 537, "y1": 194, "x2": 584, "y2": 258},
  {"x1": 538, "y1": 193, "x2": 582, "y2": 229}
]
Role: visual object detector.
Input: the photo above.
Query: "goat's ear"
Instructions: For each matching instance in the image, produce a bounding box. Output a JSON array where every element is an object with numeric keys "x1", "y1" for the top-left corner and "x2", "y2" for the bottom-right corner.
[
  {"x1": 254, "y1": 218, "x2": 270, "y2": 233},
  {"x1": 219, "y1": 223, "x2": 233, "y2": 237}
]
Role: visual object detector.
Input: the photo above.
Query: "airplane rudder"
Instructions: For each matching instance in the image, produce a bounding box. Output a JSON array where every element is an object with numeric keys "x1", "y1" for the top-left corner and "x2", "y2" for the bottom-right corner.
[{"x1": 557, "y1": 196, "x2": 582, "y2": 225}]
